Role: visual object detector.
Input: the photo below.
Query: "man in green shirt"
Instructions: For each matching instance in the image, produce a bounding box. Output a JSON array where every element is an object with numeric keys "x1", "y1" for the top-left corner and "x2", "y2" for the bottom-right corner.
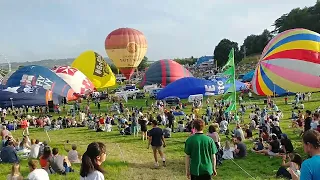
[{"x1": 185, "y1": 119, "x2": 217, "y2": 180}]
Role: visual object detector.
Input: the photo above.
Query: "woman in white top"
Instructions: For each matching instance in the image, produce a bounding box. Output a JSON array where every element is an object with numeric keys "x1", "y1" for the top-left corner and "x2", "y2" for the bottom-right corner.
[
  {"x1": 7, "y1": 163, "x2": 23, "y2": 180},
  {"x1": 80, "y1": 142, "x2": 106, "y2": 180},
  {"x1": 222, "y1": 140, "x2": 234, "y2": 160}
]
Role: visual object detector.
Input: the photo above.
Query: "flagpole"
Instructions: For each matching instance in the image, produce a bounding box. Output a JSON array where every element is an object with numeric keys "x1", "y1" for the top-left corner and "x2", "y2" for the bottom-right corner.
[{"x1": 232, "y1": 49, "x2": 237, "y2": 117}]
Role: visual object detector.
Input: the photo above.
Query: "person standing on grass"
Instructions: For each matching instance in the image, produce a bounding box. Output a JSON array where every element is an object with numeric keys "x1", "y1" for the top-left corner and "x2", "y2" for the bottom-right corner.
[
  {"x1": 21, "y1": 117, "x2": 29, "y2": 136},
  {"x1": 148, "y1": 120, "x2": 166, "y2": 167},
  {"x1": 290, "y1": 130, "x2": 320, "y2": 180},
  {"x1": 139, "y1": 116, "x2": 148, "y2": 141},
  {"x1": 185, "y1": 119, "x2": 218, "y2": 180},
  {"x1": 167, "y1": 110, "x2": 175, "y2": 133},
  {"x1": 131, "y1": 112, "x2": 138, "y2": 137},
  {"x1": 302, "y1": 110, "x2": 313, "y2": 137}
]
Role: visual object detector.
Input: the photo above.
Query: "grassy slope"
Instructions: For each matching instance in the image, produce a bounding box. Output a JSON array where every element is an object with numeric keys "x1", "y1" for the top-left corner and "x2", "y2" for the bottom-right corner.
[
  {"x1": 0, "y1": 94, "x2": 318, "y2": 180},
  {"x1": 238, "y1": 54, "x2": 260, "y2": 66}
]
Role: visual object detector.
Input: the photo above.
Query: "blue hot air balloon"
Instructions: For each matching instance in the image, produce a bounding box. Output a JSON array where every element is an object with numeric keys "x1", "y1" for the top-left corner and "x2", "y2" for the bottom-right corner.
[
  {"x1": 0, "y1": 85, "x2": 62, "y2": 107},
  {"x1": 157, "y1": 77, "x2": 246, "y2": 100},
  {"x1": 6, "y1": 65, "x2": 77, "y2": 101}
]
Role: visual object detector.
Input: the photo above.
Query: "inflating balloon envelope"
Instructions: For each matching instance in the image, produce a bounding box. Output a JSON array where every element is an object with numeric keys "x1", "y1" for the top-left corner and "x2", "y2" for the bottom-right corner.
[
  {"x1": 5, "y1": 65, "x2": 77, "y2": 101},
  {"x1": 251, "y1": 28, "x2": 320, "y2": 96},
  {"x1": 72, "y1": 50, "x2": 116, "y2": 89}
]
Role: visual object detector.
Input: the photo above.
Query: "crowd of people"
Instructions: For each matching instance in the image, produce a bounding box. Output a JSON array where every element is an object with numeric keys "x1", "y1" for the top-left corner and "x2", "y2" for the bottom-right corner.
[{"x1": 1, "y1": 90, "x2": 320, "y2": 180}]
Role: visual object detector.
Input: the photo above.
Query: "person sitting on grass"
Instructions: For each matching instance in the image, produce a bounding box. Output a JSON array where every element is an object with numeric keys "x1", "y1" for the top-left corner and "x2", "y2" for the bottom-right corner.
[
  {"x1": 7, "y1": 163, "x2": 23, "y2": 180},
  {"x1": 1, "y1": 140, "x2": 19, "y2": 163},
  {"x1": 279, "y1": 134, "x2": 294, "y2": 154},
  {"x1": 260, "y1": 127, "x2": 270, "y2": 142},
  {"x1": 29, "y1": 139, "x2": 40, "y2": 159},
  {"x1": 120, "y1": 122, "x2": 131, "y2": 135},
  {"x1": 39, "y1": 147, "x2": 53, "y2": 173},
  {"x1": 163, "y1": 124, "x2": 172, "y2": 138},
  {"x1": 276, "y1": 153, "x2": 302, "y2": 179},
  {"x1": 48, "y1": 148, "x2": 73, "y2": 175},
  {"x1": 177, "y1": 120, "x2": 185, "y2": 132},
  {"x1": 232, "y1": 137, "x2": 247, "y2": 159},
  {"x1": 19, "y1": 135, "x2": 31, "y2": 152},
  {"x1": 222, "y1": 139, "x2": 234, "y2": 160},
  {"x1": 233, "y1": 124, "x2": 245, "y2": 142},
  {"x1": 290, "y1": 130, "x2": 320, "y2": 180},
  {"x1": 253, "y1": 134, "x2": 280, "y2": 157},
  {"x1": 64, "y1": 142, "x2": 81, "y2": 163},
  {"x1": 253, "y1": 138, "x2": 264, "y2": 151},
  {"x1": 244, "y1": 125, "x2": 253, "y2": 139},
  {"x1": 27, "y1": 159, "x2": 49, "y2": 180}
]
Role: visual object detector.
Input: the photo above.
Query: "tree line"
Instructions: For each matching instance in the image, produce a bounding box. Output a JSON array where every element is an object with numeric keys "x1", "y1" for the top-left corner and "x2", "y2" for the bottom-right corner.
[{"x1": 213, "y1": 1, "x2": 320, "y2": 67}]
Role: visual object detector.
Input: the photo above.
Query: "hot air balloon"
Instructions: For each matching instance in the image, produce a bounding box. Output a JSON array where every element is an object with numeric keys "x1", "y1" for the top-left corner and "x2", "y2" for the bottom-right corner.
[
  {"x1": 105, "y1": 28, "x2": 148, "y2": 79},
  {"x1": 140, "y1": 59, "x2": 193, "y2": 87},
  {"x1": 251, "y1": 28, "x2": 320, "y2": 96},
  {"x1": 157, "y1": 77, "x2": 246, "y2": 100},
  {"x1": 0, "y1": 85, "x2": 62, "y2": 107},
  {"x1": 72, "y1": 51, "x2": 116, "y2": 89},
  {"x1": 53, "y1": 66, "x2": 95, "y2": 95},
  {"x1": 5, "y1": 65, "x2": 77, "y2": 101}
]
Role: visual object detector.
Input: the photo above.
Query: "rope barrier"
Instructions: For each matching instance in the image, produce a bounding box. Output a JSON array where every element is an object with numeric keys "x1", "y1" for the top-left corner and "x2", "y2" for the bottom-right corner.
[{"x1": 230, "y1": 159, "x2": 257, "y2": 180}]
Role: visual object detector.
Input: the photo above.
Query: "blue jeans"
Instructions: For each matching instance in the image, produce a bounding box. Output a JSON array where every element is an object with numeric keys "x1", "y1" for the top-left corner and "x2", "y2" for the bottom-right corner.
[{"x1": 63, "y1": 162, "x2": 72, "y2": 174}]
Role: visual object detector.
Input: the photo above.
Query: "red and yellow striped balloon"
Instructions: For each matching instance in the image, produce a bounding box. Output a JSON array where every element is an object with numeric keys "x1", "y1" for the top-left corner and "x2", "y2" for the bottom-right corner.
[{"x1": 105, "y1": 28, "x2": 148, "y2": 79}]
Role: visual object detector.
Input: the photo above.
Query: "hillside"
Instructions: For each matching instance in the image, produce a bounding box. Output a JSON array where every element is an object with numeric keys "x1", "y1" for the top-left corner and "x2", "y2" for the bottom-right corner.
[
  {"x1": 0, "y1": 57, "x2": 113, "y2": 70},
  {"x1": 236, "y1": 54, "x2": 260, "y2": 74}
]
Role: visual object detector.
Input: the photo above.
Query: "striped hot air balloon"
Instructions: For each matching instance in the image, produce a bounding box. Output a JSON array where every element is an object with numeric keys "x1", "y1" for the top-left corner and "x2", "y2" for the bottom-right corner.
[
  {"x1": 140, "y1": 59, "x2": 193, "y2": 87},
  {"x1": 251, "y1": 28, "x2": 320, "y2": 96},
  {"x1": 105, "y1": 28, "x2": 148, "y2": 79}
]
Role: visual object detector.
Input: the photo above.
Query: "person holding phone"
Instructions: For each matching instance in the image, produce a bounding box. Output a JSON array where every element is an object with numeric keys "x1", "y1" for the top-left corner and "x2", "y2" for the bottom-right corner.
[{"x1": 148, "y1": 120, "x2": 166, "y2": 168}]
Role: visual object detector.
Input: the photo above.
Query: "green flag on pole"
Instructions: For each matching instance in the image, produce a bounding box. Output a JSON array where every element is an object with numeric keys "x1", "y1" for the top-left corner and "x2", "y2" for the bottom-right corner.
[
  {"x1": 223, "y1": 66, "x2": 235, "y2": 76},
  {"x1": 222, "y1": 48, "x2": 235, "y2": 70},
  {"x1": 225, "y1": 93, "x2": 235, "y2": 102},
  {"x1": 225, "y1": 102, "x2": 236, "y2": 113},
  {"x1": 225, "y1": 77, "x2": 235, "y2": 84}
]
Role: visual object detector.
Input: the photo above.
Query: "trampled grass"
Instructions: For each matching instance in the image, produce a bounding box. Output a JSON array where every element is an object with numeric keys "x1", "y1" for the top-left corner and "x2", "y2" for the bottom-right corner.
[{"x1": 0, "y1": 94, "x2": 319, "y2": 180}]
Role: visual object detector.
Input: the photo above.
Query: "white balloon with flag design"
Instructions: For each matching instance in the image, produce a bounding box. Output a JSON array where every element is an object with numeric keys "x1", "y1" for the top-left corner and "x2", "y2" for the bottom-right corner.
[{"x1": 53, "y1": 66, "x2": 95, "y2": 95}]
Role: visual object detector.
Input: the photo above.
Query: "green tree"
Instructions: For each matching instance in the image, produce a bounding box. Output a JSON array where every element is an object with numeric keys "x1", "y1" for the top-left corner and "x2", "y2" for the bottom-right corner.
[
  {"x1": 214, "y1": 39, "x2": 241, "y2": 67},
  {"x1": 240, "y1": 29, "x2": 273, "y2": 56},
  {"x1": 174, "y1": 57, "x2": 197, "y2": 66},
  {"x1": 272, "y1": 2, "x2": 320, "y2": 34},
  {"x1": 138, "y1": 56, "x2": 148, "y2": 71}
]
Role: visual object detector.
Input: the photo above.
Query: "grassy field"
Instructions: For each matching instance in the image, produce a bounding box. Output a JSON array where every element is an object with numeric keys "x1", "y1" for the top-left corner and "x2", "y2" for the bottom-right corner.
[{"x1": 0, "y1": 93, "x2": 318, "y2": 180}]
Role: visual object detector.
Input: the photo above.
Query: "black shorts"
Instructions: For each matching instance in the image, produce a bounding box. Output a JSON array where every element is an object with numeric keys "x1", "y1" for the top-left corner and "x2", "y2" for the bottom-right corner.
[
  {"x1": 141, "y1": 126, "x2": 147, "y2": 132},
  {"x1": 191, "y1": 174, "x2": 211, "y2": 180}
]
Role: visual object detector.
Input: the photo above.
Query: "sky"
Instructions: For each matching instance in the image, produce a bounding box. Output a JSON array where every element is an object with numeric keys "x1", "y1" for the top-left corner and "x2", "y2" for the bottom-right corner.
[{"x1": 0, "y1": 0, "x2": 317, "y2": 63}]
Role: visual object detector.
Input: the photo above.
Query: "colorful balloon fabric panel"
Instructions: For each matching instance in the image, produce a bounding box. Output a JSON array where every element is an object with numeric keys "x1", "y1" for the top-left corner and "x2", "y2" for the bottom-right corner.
[{"x1": 251, "y1": 28, "x2": 320, "y2": 96}]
